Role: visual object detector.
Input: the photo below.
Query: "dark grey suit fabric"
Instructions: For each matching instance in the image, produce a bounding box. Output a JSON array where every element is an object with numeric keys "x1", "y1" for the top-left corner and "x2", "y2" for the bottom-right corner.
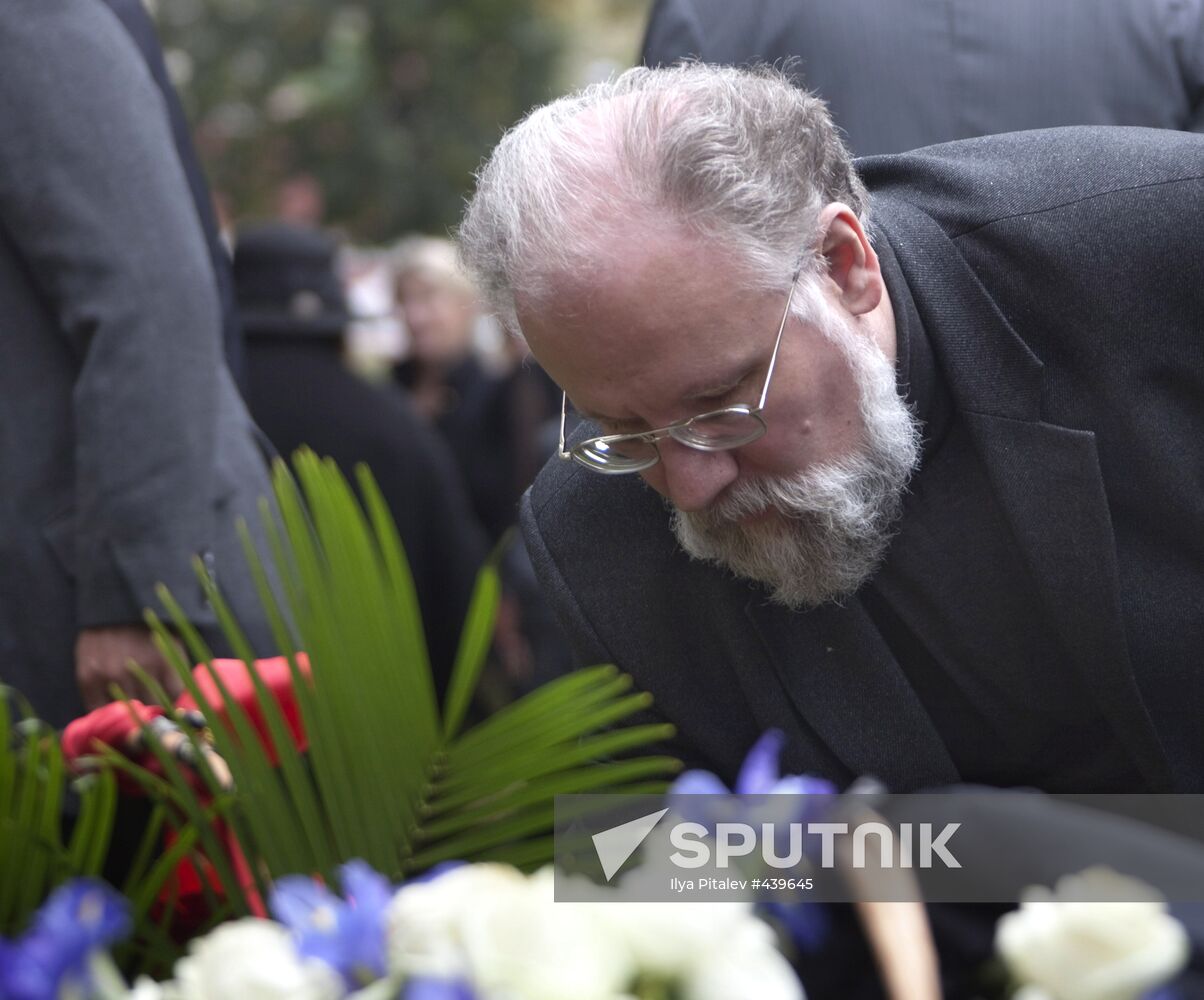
[
  {"x1": 642, "y1": 0, "x2": 1204, "y2": 154},
  {"x1": 520, "y1": 126, "x2": 1204, "y2": 794},
  {"x1": 99, "y1": 0, "x2": 246, "y2": 393},
  {"x1": 0, "y1": 0, "x2": 276, "y2": 727}
]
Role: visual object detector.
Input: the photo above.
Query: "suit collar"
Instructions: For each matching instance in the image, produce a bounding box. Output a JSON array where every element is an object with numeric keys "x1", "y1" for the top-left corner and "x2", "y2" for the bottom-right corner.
[
  {"x1": 743, "y1": 595, "x2": 961, "y2": 789},
  {"x1": 872, "y1": 201, "x2": 1045, "y2": 421},
  {"x1": 883, "y1": 199, "x2": 1170, "y2": 789}
]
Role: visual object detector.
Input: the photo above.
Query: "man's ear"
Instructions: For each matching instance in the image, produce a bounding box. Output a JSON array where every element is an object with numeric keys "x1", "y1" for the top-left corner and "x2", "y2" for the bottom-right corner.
[{"x1": 817, "y1": 202, "x2": 883, "y2": 316}]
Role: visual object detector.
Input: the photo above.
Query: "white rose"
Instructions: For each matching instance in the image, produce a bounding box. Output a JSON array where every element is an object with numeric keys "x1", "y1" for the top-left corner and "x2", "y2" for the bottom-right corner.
[
  {"x1": 457, "y1": 868, "x2": 633, "y2": 1000},
  {"x1": 587, "y1": 865, "x2": 803, "y2": 1000},
  {"x1": 169, "y1": 918, "x2": 343, "y2": 1000},
  {"x1": 595, "y1": 897, "x2": 756, "y2": 979},
  {"x1": 683, "y1": 918, "x2": 804, "y2": 1000},
  {"x1": 386, "y1": 863, "x2": 531, "y2": 979},
  {"x1": 387, "y1": 863, "x2": 803, "y2": 1000},
  {"x1": 1012, "y1": 989, "x2": 1056, "y2": 1000},
  {"x1": 127, "y1": 977, "x2": 166, "y2": 1000},
  {"x1": 996, "y1": 867, "x2": 1189, "y2": 1000}
]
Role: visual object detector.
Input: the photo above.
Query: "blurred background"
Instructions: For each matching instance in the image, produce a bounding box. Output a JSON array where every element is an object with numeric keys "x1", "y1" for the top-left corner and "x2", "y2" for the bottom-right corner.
[
  {"x1": 150, "y1": 0, "x2": 651, "y2": 365},
  {"x1": 152, "y1": 0, "x2": 648, "y2": 232}
]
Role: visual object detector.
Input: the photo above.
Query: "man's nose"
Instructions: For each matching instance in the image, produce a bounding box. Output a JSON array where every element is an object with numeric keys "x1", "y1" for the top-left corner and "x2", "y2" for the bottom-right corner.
[{"x1": 644, "y1": 440, "x2": 740, "y2": 513}]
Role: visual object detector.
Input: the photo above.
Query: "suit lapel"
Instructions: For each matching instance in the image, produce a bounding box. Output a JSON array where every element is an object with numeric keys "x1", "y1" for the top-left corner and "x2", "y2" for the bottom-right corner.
[
  {"x1": 744, "y1": 596, "x2": 961, "y2": 788},
  {"x1": 875, "y1": 199, "x2": 1172, "y2": 790}
]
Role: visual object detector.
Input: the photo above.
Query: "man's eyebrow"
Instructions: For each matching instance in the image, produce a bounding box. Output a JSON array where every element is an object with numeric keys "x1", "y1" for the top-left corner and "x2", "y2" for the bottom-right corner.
[
  {"x1": 573, "y1": 364, "x2": 757, "y2": 429},
  {"x1": 576, "y1": 405, "x2": 646, "y2": 431},
  {"x1": 679, "y1": 365, "x2": 756, "y2": 403}
]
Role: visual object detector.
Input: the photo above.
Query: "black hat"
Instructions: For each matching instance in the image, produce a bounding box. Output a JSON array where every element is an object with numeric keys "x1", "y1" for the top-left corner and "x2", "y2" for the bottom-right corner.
[{"x1": 233, "y1": 223, "x2": 351, "y2": 338}]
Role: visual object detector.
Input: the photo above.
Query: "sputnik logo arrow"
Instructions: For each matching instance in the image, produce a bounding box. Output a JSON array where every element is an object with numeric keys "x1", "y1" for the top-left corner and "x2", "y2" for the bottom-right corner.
[{"x1": 591, "y1": 808, "x2": 669, "y2": 882}]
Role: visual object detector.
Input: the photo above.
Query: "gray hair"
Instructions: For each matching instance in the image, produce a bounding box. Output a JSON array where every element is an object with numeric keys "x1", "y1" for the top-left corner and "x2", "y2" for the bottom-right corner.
[{"x1": 458, "y1": 62, "x2": 867, "y2": 334}]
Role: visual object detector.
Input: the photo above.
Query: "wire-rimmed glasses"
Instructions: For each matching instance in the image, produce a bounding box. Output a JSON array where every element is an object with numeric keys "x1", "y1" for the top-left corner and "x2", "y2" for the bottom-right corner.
[{"x1": 557, "y1": 272, "x2": 800, "y2": 474}]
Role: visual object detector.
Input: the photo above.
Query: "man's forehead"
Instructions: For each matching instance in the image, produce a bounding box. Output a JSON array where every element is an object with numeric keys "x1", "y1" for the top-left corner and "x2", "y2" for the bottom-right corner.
[
  {"x1": 520, "y1": 263, "x2": 780, "y2": 426},
  {"x1": 520, "y1": 221, "x2": 748, "y2": 320}
]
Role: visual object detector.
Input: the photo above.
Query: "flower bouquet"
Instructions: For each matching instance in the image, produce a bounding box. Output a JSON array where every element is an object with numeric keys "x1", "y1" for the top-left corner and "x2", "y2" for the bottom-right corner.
[{"x1": 2, "y1": 861, "x2": 804, "y2": 1000}]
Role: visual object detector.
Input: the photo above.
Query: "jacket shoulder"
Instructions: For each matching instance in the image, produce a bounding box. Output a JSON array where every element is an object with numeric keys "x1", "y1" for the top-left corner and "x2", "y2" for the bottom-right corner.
[{"x1": 859, "y1": 126, "x2": 1204, "y2": 239}]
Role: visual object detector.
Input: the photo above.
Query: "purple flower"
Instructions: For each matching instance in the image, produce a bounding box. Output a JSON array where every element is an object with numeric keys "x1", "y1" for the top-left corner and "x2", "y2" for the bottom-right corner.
[
  {"x1": 670, "y1": 729, "x2": 837, "y2": 826},
  {"x1": 670, "y1": 730, "x2": 835, "y2": 955},
  {"x1": 761, "y1": 896, "x2": 831, "y2": 953},
  {"x1": 269, "y1": 859, "x2": 393, "y2": 988},
  {"x1": 0, "y1": 879, "x2": 130, "y2": 1000},
  {"x1": 402, "y1": 977, "x2": 478, "y2": 1000},
  {"x1": 735, "y1": 730, "x2": 837, "y2": 798}
]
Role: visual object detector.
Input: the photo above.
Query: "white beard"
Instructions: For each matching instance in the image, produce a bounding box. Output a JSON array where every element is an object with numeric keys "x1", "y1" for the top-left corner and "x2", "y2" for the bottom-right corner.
[{"x1": 670, "y1": 282, "x2": 921, "y2": 610}]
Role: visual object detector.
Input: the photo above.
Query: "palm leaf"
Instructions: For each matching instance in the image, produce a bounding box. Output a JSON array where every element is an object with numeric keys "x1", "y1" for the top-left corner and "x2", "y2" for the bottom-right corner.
[
  {"x1": 135, "y1": 450, "x2": 677, "y2": 897},
  {"x1": 0, "y1": 689, "x2": 119, "y2": 935}
]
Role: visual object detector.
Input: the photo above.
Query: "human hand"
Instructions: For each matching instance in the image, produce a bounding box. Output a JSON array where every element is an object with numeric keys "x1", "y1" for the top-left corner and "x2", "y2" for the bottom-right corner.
[
  {"x1": 128, "y1": 712, "x2": 234, "y2": 791},
  {"x1": 75, "y1": 624, "x2": 186, "y2": 709}
]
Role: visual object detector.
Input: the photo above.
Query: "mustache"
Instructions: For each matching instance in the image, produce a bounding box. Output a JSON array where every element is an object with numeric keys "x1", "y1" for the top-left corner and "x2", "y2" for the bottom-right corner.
[{"x1": 683, "y1": 458, "x2": 895, "y2": 532}]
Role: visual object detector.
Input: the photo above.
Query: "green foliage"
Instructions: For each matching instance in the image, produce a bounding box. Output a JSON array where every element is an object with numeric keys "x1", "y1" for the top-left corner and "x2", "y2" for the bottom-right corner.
[
  {"x1": 156, "y1": 0, "x2": 563, "y2": 241},
  {"x1": 0, "y1": 696, "x2": 209, "y2": 972},
  {"x1": 0, "y1": 690, "x2": 117, "y2": 935},
  {"x1": 136, "y1": 450, "x2": 677, "y2": 906}
]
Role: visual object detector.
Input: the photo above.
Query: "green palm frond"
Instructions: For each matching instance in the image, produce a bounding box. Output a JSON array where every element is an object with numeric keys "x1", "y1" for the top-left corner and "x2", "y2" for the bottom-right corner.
[
  {"x1": 139, "y1": 450, "x2": 678, "y2": 896},
  {"x1": 0, "y1": 688, "x2": 117, "y2": 935}
]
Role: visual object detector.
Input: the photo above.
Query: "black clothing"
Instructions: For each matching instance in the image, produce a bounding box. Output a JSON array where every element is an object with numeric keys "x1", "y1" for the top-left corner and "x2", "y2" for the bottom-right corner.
[
  {"x1": 247, "y1": 340, "x2": 488, "y2": 689},
  {"x1": 861, "y1": 253, "x2": 1138, "y2": 791},
  {"x1": 397, "y1": 357, "x2": 560, "y2": 541}
]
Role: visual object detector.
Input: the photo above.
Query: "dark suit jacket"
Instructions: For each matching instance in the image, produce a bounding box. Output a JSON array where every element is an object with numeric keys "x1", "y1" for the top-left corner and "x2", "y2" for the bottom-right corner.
[
  {"x1": 99, "y1": 0, "x2": 246, "y2": 392},
  {"x1": 521, "y1": 126, "x2": 1204, "y2": 795},
  {"x1": 642, "y1": 0, "x2": 1204, "y2": 154},
  {"x1": 0, "y1": 0, "x2": 275, "y2": 727}
]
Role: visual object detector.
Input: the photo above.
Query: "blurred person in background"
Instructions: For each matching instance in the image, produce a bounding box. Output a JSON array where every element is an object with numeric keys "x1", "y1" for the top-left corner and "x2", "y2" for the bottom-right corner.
[
  {"x1": 392, "y1": 235, "x2": 489, "y2": 426},
  {"x1": 234, "y1": 223, "x2": 487, "y2": 692},
  {"x1": 393, "y1": 236, "x2": 569, "y2": 692},
  {"x1": 275, "y1": 173, "x2": 327, "y2": 229},
  {"x1": 393, "y1": 235, "x2": 559, "y2": 541},
  {"x1": 0, "y1": 0, "x2": 277, "y2": 729},
  {"x1": 642, "y1": 0, "x2": 1204, "y2": 155}
]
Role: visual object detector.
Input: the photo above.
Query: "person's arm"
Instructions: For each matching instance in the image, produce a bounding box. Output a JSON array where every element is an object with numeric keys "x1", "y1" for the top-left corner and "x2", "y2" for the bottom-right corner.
[
  {"x1": 0, "y1": 0, "x2": 229, "y2": 703},
  {"x1": 99, "y1": 0, "x2": 247, "y2": 390},
  {"x1": 1177, "y1": 0, "x2": 1204, "y2": 130}
]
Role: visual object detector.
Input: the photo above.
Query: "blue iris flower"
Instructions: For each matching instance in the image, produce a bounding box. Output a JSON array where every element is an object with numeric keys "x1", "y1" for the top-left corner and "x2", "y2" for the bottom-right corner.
[
  {"x1": 0, "y1": 879, "x2": 130, "y2": 1000},
  {"x1": 733, "y1": 730, "x2": 837, "y2": 799},
  {"x1": 670, "y1": 729, "x2": 836, "y2": 826},
  {"x1": 401, "y1": 977, "x2": 478, "y2": 1000},
  {"x1": 670, "y1": 729, "x2": 836, "y2": 954},
  {"x1": 270, "y1": 859, "x2": 393, "y2": 989}
]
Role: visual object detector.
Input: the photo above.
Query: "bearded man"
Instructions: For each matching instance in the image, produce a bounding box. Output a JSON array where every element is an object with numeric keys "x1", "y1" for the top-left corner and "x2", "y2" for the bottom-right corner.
[{"x1": 458, "y1": 64, "x2": 1204, "y2": 795}]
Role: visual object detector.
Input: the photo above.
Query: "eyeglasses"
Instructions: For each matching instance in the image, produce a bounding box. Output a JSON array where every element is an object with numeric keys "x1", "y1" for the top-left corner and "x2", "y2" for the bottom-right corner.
[{"x1": 557, "y1": 272, "x2": 800, "y2": 474}]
